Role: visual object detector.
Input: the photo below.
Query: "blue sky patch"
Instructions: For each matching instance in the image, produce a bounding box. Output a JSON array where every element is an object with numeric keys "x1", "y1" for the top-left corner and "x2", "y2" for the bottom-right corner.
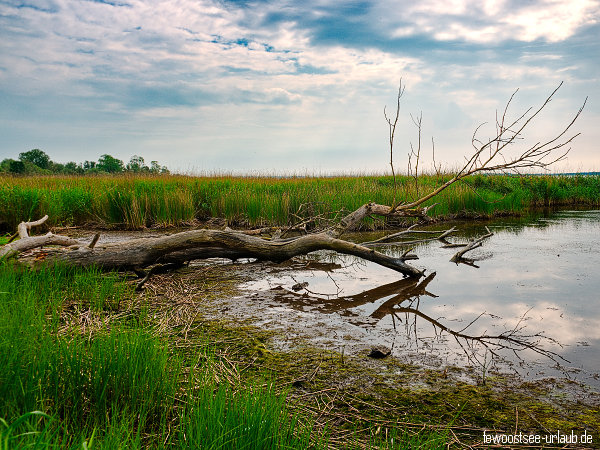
[{"x1": 0, "y1": 0, "x2": 597, "y2": 172}]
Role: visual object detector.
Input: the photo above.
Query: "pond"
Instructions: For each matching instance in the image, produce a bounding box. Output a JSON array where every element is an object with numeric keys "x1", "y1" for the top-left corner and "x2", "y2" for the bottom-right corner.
[{"x1": 239, "y1": 209, "x2": 600, "y2": 388}]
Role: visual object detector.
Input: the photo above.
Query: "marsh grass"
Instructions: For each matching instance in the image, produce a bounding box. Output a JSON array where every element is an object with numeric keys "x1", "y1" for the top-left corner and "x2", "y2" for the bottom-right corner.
[
  {"x1": 0, "y1": 262, "x2": 449, "y2": 448},
  {"x1": 182, "y1": 379, "x2": 317, "y2": 449},
  {"x1": 0, "y1": 262, "x2": 328, "y2": 449},
  {"x1": 1, "y1": 173, "x2": 598, "y2": 230},
  {"x1": 0, "y1": 263, "x2": 170, "y2": 447},
  {"x1": 1, "y1": 173, "x2": 597, "y2": 447}
]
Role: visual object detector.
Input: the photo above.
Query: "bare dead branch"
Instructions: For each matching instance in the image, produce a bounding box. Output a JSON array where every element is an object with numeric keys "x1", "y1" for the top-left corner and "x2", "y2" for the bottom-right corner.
[
  {"x1": 450, "y1": 226, "x2": 493, "y2": 262},
  {"x1": 18, "y1": 215, "x2": 49, "y2": 239},
  {"x1": 384, "y1": 79, "x2": 405, "y2": 209},
  {"x1": 392, "y1": 82, "x2": 586, "y2": 211},
  {"x1": 409, "y1": 112, "x2": 423, "y2": 199},
  {"x1": 362, "y1": 226, "x2": 456, "y2": 247},
  {"x1": 0, "y1": 216, "x2": 81, "y2": 261}
]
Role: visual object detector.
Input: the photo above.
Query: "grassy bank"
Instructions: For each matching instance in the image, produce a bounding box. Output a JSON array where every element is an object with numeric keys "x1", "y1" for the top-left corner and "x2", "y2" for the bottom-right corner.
[
  {"x1": 0, "y1": 262, "x2": 451, "y2": 449},
  {"x1": 1, "y1": 173, "x2": 599, "y2": 230},
  {"x1": 1, "y1": 261, "x2": 598, "y2": 448},
  {"x1": 0, "y1": 263, "x2": 323, "y2": 449}
]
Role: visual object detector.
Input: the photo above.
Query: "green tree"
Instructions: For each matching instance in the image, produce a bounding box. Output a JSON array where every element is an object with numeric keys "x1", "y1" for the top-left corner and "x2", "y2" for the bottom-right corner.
[
  {"x1": 19, "y1": 149, "x2": 50, "y2": 170},
  {"x1": 9, "y1": 160, "x2": 26, "y2": 174},
  {"x1": 149, "y1": 161, "x2": 169, "y2": 174},
  {"x1": 48, "y1": 161, "x2": 64, "y2": 173},
  {"x1": 83, "y1": 160, "x2": 96, "y2": 171},
  {"x1": 0, "y1": 158, "x2": 11, "y2": 172},
  {"x1": 126, "y1": 155, "x2": 148, "y2": 173},
  {"x1": 96, "y1": 154, "x2": 124, "y2": 173},
  {"x1": 63, "y1": 161, "x2": 83, "y2": 174},
  {"x1": 149, "y1": 161, "x2": 161, "y2": 174}
]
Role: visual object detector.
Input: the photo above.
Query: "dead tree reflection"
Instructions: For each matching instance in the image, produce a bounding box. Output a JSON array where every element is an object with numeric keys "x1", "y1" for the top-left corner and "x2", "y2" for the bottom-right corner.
[{"x1": 274, "y1": 274, "x2": 567, "y2": 371}]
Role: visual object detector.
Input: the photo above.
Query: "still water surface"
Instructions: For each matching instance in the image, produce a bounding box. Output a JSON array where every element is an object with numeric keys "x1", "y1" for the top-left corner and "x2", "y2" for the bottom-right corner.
[{"x1": 243, "y1": 210, "x2": 600, "y2": 387}]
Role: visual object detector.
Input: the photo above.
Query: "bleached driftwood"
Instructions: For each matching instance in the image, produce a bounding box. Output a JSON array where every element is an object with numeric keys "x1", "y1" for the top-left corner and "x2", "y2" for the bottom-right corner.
[{"x1": 1, "y1": 208, "x2": 426, "y2": 278}]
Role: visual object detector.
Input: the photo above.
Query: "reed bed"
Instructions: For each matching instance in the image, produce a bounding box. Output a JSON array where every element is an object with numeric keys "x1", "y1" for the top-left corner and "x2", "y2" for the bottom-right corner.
[{"x1": 1, "y1": 173, "x2": 598, "y2": 230}]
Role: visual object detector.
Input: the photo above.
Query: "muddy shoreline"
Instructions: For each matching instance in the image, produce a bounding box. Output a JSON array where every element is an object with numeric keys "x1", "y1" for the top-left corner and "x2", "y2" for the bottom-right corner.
[
  {"x1": 135, "y1": 260, "x2": 600, "y2": 447},
  {"x1": 55, "y1": 211, "x2": 600, "y2": 446}
]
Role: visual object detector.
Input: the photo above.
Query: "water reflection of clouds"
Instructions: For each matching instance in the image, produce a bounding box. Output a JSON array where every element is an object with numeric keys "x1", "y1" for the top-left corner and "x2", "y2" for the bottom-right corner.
[
  {"x1": 433, "y1": 300, "x2": 600, "y2": 347},
  {"x1": 245, "y1": 210, "x2": 600, "y2": 382}
]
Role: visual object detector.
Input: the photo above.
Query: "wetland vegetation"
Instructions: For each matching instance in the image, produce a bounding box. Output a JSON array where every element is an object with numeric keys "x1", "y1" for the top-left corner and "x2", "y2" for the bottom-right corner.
[
  {"x1": 1, "y1": 256, "x2": 598, "y2": 448},
  {"x1": 0, "y1": 260, "x2": 456, "y2": 449},
  {"x1": 1, "y1": 172, "x2": 599, "y2": 231},
  {"x1": 1, "y1": 172, "x2": 599, "y2": 448}
]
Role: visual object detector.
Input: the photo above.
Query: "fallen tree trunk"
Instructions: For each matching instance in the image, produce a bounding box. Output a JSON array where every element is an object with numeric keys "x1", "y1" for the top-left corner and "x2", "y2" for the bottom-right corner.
[
  {"x1": 331, "y1": 202, "x2": 435, "y2": 237},
  {"x1": 1, "y1": 215, "x2": 425, "y2": 278},
  {"x1": 58, "y1": 229, "x2": 424, "y2": 277}
]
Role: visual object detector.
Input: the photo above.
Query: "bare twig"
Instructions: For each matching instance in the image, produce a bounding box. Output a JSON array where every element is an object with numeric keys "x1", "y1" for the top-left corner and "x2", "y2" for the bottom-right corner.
[
  {"x1": 362, "y1": 225, "x2": 456, "y2": 246},
  {"x1": 384, "y1": 79, "x2": 405, "y2": 209},
  {"x1": 409, "y1": 112, "x2": 423, "y2": 199},
  {"x1": 392, "y1": 82, "x2": 586, "y2": 212},
  {"x1": 431, "y1": 136, "x2": 442, "y2": 179}
]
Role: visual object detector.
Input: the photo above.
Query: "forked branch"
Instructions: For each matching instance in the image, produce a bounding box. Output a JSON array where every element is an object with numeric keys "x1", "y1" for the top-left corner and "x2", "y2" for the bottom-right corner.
[
  {"x1": 394, "y1": 81, "x2": 586, "y2": 212},
  {"x1": 450, "y1": 226, "x2": 494, "y2": 263},
  {"x1": 384, "y1": 79, "x2": 406, "y2": 209}
]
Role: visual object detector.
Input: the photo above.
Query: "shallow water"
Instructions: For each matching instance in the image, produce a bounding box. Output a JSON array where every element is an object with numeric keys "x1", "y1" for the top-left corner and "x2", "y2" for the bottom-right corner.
[{"x1": 241, "y1": 210, "x2": 600, "y2": 387}]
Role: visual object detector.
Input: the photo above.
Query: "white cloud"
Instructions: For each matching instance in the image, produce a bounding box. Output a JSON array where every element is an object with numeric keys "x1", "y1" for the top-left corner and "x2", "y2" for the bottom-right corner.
[
  {"x1": 377, "y1": 0, "x2": 599, "y2": 43},
  {"x1": 0, "y1": 0, "x2": 597, "y2": 171},
  {"x1": 504, "y1": 0, "x2": 599, "y2": 42}
]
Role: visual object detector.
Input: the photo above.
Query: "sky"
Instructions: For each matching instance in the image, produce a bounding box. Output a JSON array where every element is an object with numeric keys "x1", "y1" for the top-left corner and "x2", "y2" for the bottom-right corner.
[{"x1": 0, "y1": 0, "x2": 599, "y2": 174}]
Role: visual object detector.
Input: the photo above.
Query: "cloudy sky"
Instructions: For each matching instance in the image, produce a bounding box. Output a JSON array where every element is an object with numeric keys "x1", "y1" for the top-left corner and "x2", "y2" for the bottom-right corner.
[{"x1": 1, "y1": 0, "x2": 598, "y2": 173}]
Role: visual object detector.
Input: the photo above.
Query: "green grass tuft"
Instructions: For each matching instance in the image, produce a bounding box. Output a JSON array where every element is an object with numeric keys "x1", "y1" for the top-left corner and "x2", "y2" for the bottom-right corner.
[{"x1": 0, "y1": 262, "x2": 336, "y2": 449}]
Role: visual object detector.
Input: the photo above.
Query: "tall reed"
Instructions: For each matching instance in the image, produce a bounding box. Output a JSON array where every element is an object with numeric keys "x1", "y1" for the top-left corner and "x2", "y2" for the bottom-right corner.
[{"x1": 1, "y1": 173, "x2": 597, "y2": 230}]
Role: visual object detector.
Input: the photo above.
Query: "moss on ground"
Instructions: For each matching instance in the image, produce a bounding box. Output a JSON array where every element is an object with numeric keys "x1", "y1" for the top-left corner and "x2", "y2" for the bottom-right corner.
[{"x1": 138, "y1": 264, "x2": 599, "y2": 447}]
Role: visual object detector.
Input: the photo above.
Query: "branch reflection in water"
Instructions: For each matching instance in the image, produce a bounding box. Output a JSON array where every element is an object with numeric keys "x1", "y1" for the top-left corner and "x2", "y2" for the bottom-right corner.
[{"x1": 270, "y1": 272, "x2": 568, "y2": 378}]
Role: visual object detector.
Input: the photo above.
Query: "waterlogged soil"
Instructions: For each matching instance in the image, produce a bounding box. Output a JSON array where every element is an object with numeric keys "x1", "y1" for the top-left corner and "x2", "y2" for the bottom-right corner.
[
  {"x1": 228, "y1": 211, "x2": 600, "y2": 387},
  {"x1": 69, "y1": 210, "x2": 600, "y2": 387},
  {"x1": 59, "y1": 209, "x2": 600, "y2": 445}
]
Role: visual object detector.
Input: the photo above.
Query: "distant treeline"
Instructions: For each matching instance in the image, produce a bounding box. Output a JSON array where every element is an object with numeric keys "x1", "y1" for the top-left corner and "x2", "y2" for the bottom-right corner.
[{"x1": 0, "y1": 149, "x2": 169, "y2": 175}]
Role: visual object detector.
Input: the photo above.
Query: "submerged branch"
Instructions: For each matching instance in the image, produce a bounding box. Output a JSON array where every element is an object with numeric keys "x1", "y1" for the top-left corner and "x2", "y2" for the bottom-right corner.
[{"x1": 450, "y1": 227, "x2": 493, "y2": 263}]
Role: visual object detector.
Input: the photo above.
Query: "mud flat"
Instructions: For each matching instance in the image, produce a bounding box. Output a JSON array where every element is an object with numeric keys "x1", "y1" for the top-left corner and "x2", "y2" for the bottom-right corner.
[
  {"x1": 62, "y1": 209, "x2": 600, "y2": 445},
  {"x1": 201, "y1": 210, "x2": 600, "y2": 387}
]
